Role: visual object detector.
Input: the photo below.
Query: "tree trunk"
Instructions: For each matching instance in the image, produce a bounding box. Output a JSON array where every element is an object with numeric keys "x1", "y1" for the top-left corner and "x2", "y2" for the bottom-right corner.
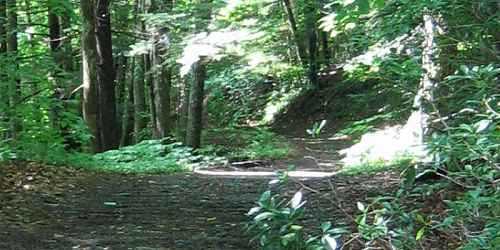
[
  {"x1": 319, "y1": 31, "x2": 330, "y2": 66},
  {"x1": 61, "y1": 9, "x2": 74, "y2": 72},
  {"x1": 115, "y1": 55, "x2": 128, "y2": 144},
  {"x1": 80, "y1": 0, "x2": 101, "y2": 152},
  {"x1": 0, "y1": 0, "x2": 7, "y2": 139},
  {"x1": 0, "y1": 0, "x2": 5, "y2": 54},
  {"x1": 402, "y1": 10, "x2": 442, "y2": 161},
  {"x1": 48, "y1": 4, "x2": 61, "y2": 53},
  {"x1": 282, "y1": 0, "x2": 306, "y2": 64},
  {"x1": 151, "y1": 31, "x2": 171, "y2": 139},
  {"x1": 121, "y1": 58, "x2": 135, "y2": 146},
  {"x1": 185, "y1": 60, "x2": 206, "y2": 149},
  {"x1": 95, "y1": 0, "x2": 118, "y2": 151},
  {"x1": 133, "y1": 57, "x2": 147, "y2": 142},
  {"x1": 145, "y1": 54, "x2": 156, "y2": 133},
  {"x1": 6, "y1": 0, "x2": 20, "y2": 139},
  {"x1": 305, "y1": 2, "x2": 319, "y2": 88},
  {"x1": 413, "y1": 11, "x2": 441, "y2": 143},
  {"x1": 178, "y1": 77, "x2": 190, "y2": 143}
]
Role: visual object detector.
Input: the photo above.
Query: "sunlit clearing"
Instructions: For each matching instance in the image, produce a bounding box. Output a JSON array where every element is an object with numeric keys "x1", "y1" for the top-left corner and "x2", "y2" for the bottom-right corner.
[
  {"x1": 340, "y1": 112, "x2": 429, "y2": 166},
  {"x1": 178, "y1": 28, "x2": 264, "y2": 76}
]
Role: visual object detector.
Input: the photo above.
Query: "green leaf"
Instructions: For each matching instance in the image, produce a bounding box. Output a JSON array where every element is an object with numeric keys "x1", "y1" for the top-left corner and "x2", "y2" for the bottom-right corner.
[
  {"x1": 357, "y1": 0, "x2": 370, "y2": 13},
  {"x1": 103, "y1": 201, "x2": 117, "y2": 207},
  {"x1": 475, "y1": 120, "x2": 491, "y2": 133},
  {"x1": 403, "y1": 165, "x2": 416, "y2": 187},
  {"x1": 291, "y1": 191, "x2": 303, "y2": 209},
  {"x1": 322, "y1": 235, "x2": 338, "y2": 250},
  {"x1": 254, "y1": 212, "x2": 274, "y2": 222},
  {"x1": 281, "y1": 232, "x2": 296, "y2": 246},
  {"x1": 248, "y1": 207, "x2": 261, "y2": 216},
  {"x1": 416, "y1": 227, "x2": 426, "y2": 241},
  {"x1": 321, "y1": 222, "x2": 332, "y2": 232},
  {"x1": 357, "y1": 202, "x2": 365, "y2": 211}
]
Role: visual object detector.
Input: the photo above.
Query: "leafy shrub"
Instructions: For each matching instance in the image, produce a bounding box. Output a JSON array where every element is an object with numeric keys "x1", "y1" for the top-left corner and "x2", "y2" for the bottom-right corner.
[
  {"x1": 88, "y1": 139, "x2": 227, "y2": 173},
  {"x1": 247, "y1": 190, "x2": 343, "y2": 250}
]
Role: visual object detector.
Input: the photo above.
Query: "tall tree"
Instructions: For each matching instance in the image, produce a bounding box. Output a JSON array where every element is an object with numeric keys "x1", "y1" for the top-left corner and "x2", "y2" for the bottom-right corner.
[
  {"x1": 115, "y1": 55, "x2": 128, "y2": 144},
  {"x1": 150, "y1": 1, "x2": 171, "y2": 139},
  {"x1": 121, "y1": 58, "x2": 135, "y2": 146},
  {"x1": 151, "y1": 41, "x2": 171, "y2": 139},
  {"x1": 0, "y1": 0, "x2": 7, "y2": 139},
  {"x1": 178, "y1": 77, "x2": 190, "y2": 142},
  {"x1": 95, "y1": 0, "x2": 119, "y2": 151},
  {"x1": 185, "y1": 59, "x2": 207, "y2": 149},
  {"x1": 282, "y1": 0, "x2": 306, "y2": 64},
  {"x1": 80, "y1": 0, "x2": 101, "y2": 152},
  {"x1": 0, "y1": 0, "x2": 5, "y2": 53},
  {"x1": 413, "y1": 10, "x2": 441, "y2": 144},
  {"x1": 133, "y1": 0, "x2": 148, "y2": 142},
  {"x1": 133, "y1": 57, "x2": 147, "y2": 142},
  {"x1": 48, "y1": 3, "x2": 62, "y2": 67},
  {"x1": 6, "y1": 0, "x2": 20, "y2": 138},
  {"x1": 305, "y1": 1, "x2": 319, "y2": 88},
  {"x1": 181, "y1": 0, "x2": 211, "y2": 144},
  {"x1": 60, "y1": 6, "x2": 74, "y2": 72}
]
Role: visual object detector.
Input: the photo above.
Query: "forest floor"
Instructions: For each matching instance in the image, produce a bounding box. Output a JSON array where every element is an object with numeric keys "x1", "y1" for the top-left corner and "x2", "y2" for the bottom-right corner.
[{"x1": 0, "y1": 130, "x2": 401, "y2": 250}]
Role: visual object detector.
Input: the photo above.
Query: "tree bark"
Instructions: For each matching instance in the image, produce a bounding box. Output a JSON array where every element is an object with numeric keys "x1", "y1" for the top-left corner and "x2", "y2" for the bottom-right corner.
[
  {"x1": 178, "y1": 77, "x2": 190, "y2": 143},
  {"x1": 185, "y1": 60, "x2": 206, "y2": 149},
  {"x1": 151, "y1": 30, "x2": 171, "y2": 139},
  {"x1": 115, "y1": 55, "x2": 128, "y2": 144},
  {"x1": 145, "y1": 54, "x2": 156, "y2": 133},
  {"x1": 133, "y1": 56, "x2": 147, "y2": 142},
  {"x1": 60, "y1": 8, "x2": 74, "y2": 72},
  {"x1": 48, "y1": 4, "x2": 61, "y2": 53},
  {"x1": 0, "y1": 0, "x2": 7, "y2": 139},
  {"x1": 0, "y1": 0, "x2": 5, "y2": 54},
  {"x1": 305, "y1": 2, "x2": 319, "y2": 88},
  {"x1": 413, "y1": 11, "x2": 441, "y2": 143},
  {"x1": 121, "y1": 58, "x2": 135, "y2": 146},
  {"x1": 95, "y1": 0, "x2": 119, "y2": 151},
  {"x1": 80, "y1": 0, "x2": 101, "y2": 152},
  {"x1": 6, "y1": 0, "x2": 20, "y2": 139},
  {"x1": 282, "y1": 0, "x2": 306, "y2": 64},
  {"x1": 319, "y1": 31, "x2": 330, "y2": 66}
]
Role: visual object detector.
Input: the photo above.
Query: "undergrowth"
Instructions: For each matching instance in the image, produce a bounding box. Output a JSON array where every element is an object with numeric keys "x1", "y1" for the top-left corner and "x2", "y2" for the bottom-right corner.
[
  {"x1": 341, "y1": 155, "x2": 414, "y2": 176},
  {"x1": 203, "y1": 127, "x2": 292, "y2": 161}
]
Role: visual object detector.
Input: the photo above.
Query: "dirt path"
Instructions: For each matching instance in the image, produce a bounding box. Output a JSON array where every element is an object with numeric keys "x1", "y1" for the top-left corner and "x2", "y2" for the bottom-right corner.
[{"x1": 0, "y1": 132, "x2": 400, "y2": 250}]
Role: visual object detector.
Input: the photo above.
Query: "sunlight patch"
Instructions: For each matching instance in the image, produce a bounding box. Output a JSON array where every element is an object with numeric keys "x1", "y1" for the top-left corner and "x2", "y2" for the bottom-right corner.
[
  {"x1": 178, "y1": 29, "x2": 264, "y2": 76},
  {"x1": 340, "y1": 112, "x2": 429, "y2": 166},
  {"x1": 340, "y1": 27, "x2": 421, "y2": 72}
]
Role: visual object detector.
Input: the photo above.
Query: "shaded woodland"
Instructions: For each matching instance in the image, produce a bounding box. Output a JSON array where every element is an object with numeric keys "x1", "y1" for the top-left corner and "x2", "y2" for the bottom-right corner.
[{"x1": 0, "y1": 0, "x2": 498, "y2": 249}]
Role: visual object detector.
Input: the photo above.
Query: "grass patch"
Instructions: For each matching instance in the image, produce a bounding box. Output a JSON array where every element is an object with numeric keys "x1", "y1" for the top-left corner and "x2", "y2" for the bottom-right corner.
[{"x1": 341, "y1": 155, "x2": 414, "y2": 176}]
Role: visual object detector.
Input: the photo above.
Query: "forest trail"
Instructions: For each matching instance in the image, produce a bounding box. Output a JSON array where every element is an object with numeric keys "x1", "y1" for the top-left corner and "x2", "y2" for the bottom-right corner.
[{"x1": 0, "y1": 133, "x2": 399, "y2": 250}]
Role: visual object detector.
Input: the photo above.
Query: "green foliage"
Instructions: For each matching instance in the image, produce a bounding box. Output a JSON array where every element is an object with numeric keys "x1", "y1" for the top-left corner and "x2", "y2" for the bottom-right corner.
[
  {"x1": 306, "y1": 120, "x2": 327, "y2": 138},
  {"x1": 204, "y1": 127, "x2": 292, "y2": 161},
  {"x1": 86, "y1": 139, "x2": 226, "y2": 173},
  {"x1": 247, "y1": 190, "x2": 345, "y2": 250},
  {"x1": 205, "y1": 66, "x2": 268, "y2": 126},
  {"x1": 341, "y1": 155, "x2": 413, "y2": 176}
]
